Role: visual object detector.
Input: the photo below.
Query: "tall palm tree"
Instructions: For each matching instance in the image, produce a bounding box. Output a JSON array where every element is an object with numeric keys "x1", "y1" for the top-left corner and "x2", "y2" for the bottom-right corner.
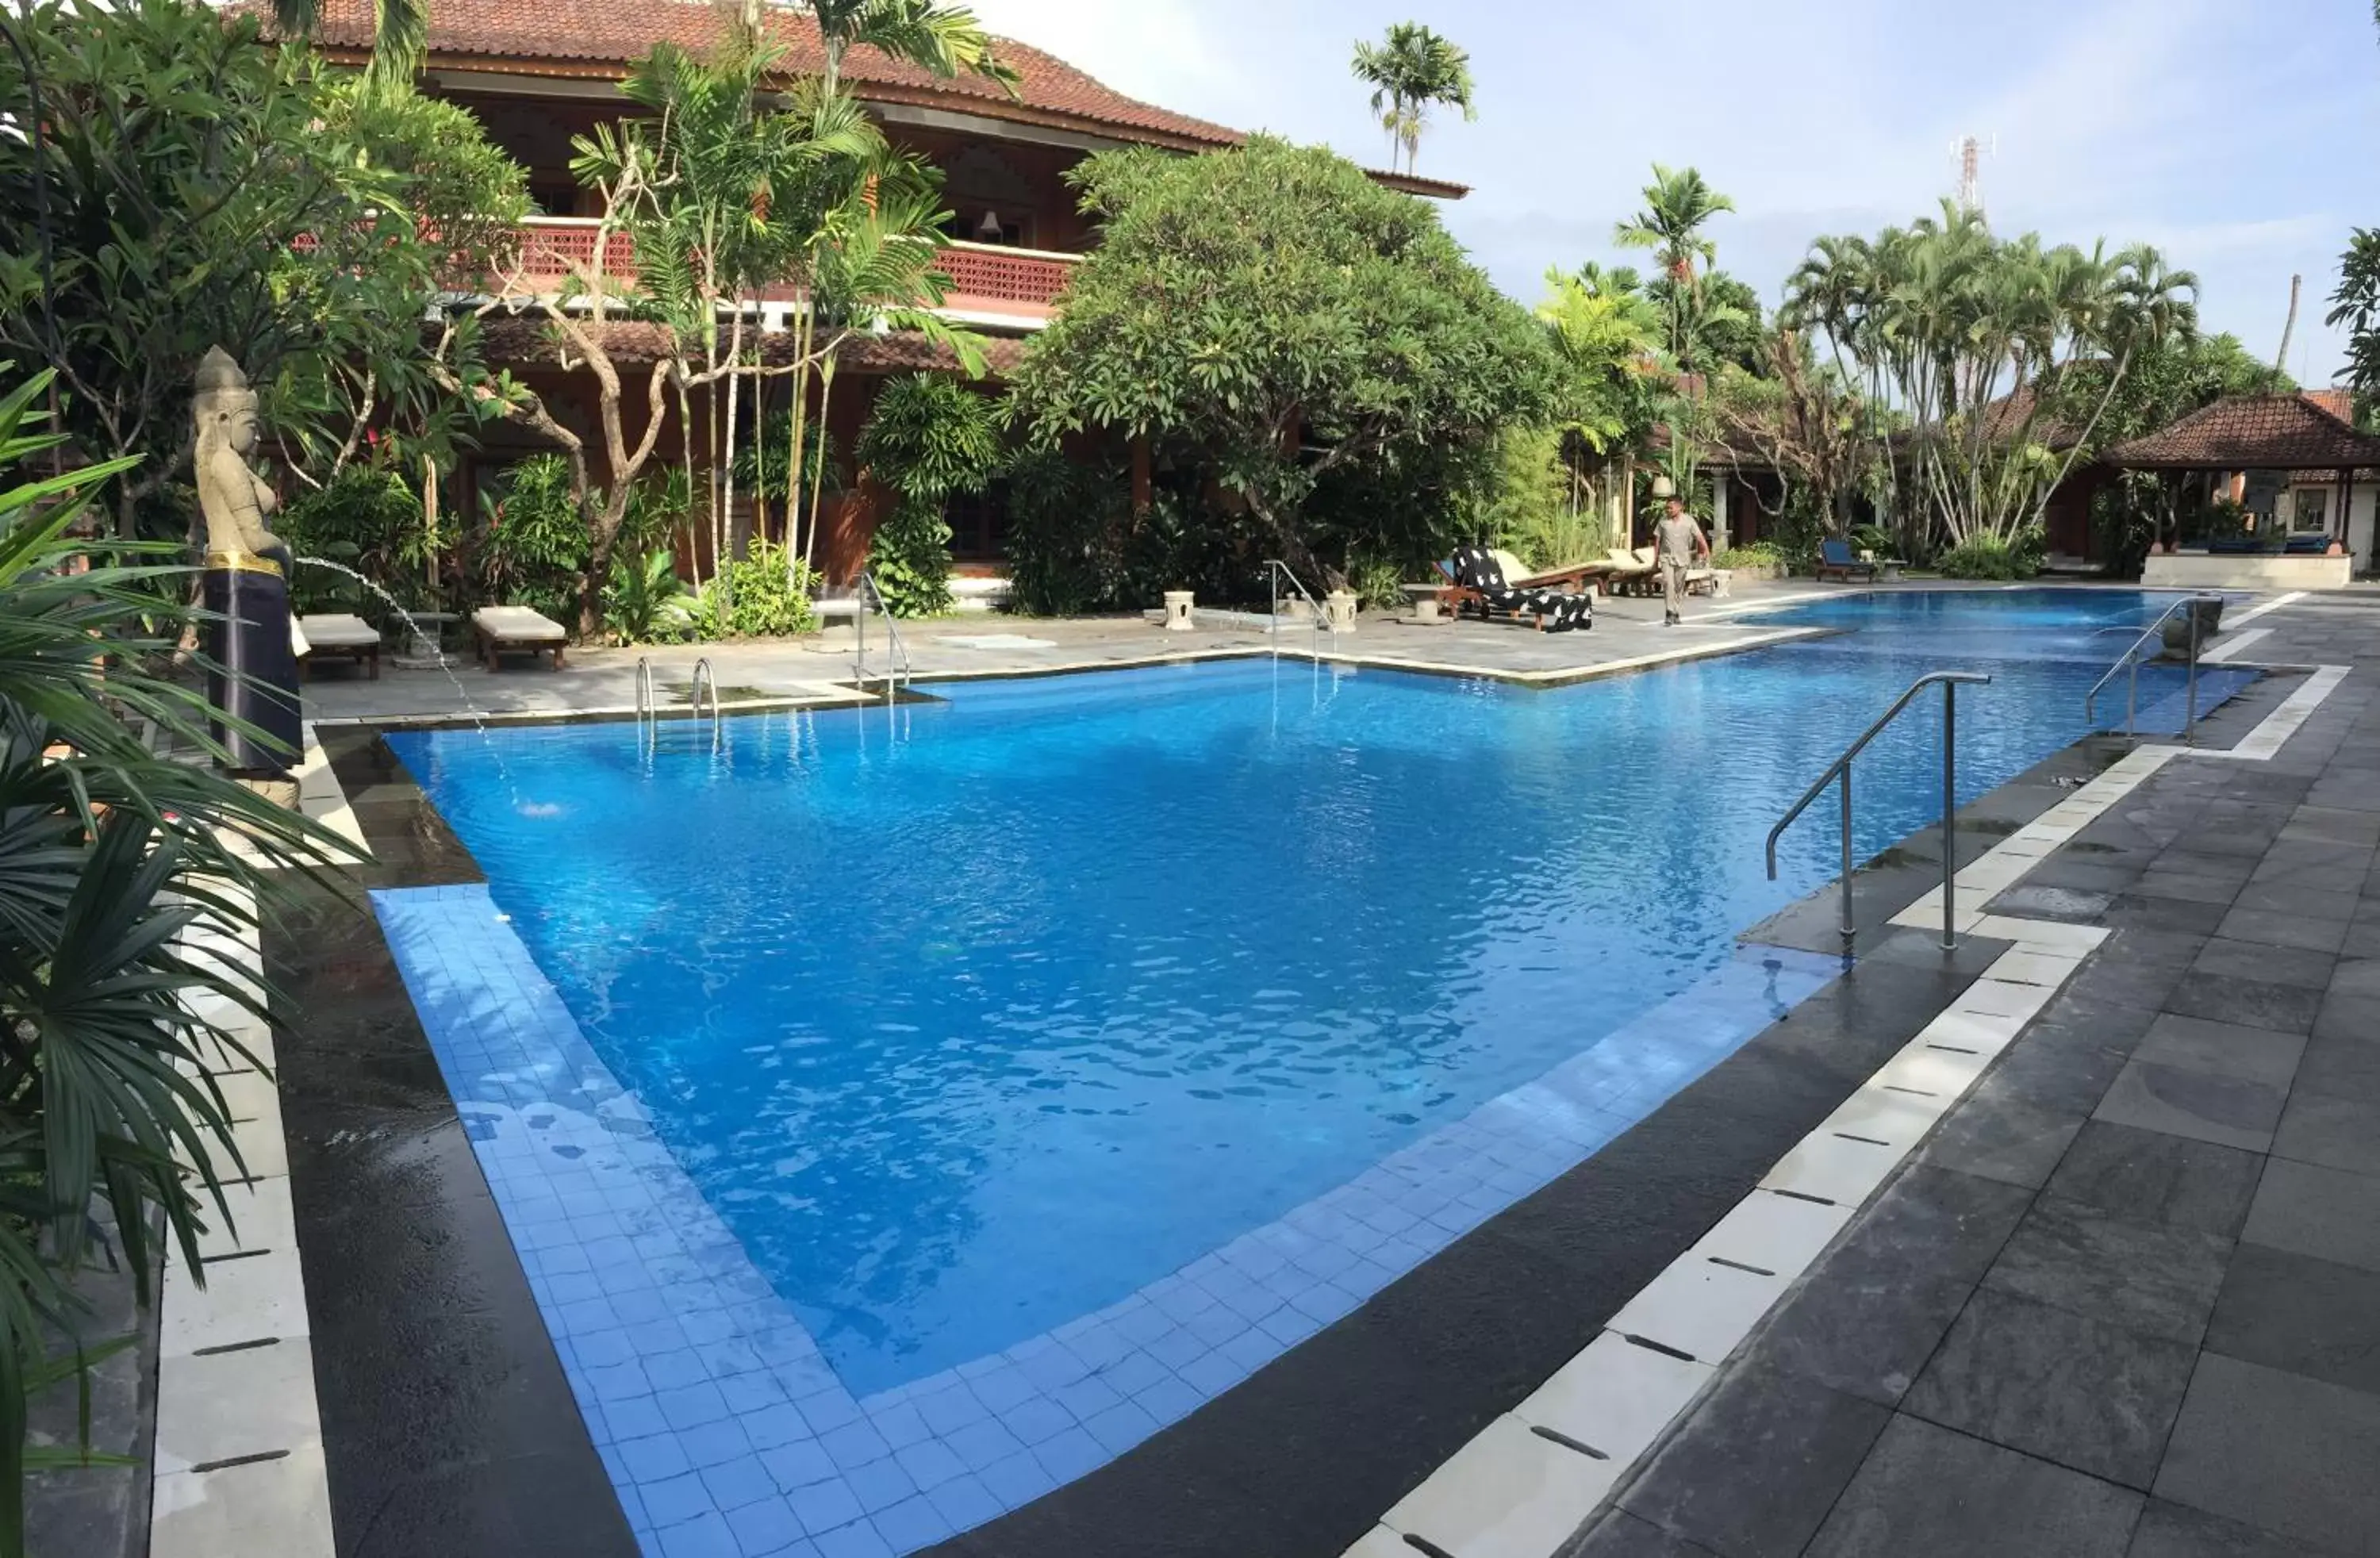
[
  {"x1": 1349, "y1": 22, "x2": 1476, "y2": 175},
  {"x1": 1613, "y1": 163, "x2": 1736, "y2": 372}
]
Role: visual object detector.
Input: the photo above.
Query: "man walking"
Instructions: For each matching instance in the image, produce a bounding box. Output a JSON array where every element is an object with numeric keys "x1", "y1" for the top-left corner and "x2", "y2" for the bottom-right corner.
[{"x1": 1653, "y1": 478, "x2": 1710, "y2": 626}]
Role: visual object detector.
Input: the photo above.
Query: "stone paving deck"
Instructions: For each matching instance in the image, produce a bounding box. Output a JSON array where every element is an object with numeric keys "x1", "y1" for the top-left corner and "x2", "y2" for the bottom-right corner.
[
  {"x1": 1568, "y1": 594, "x2": 2380, "y2": 1558},
  {"x1": 293, "y1": 580, "x2": 1843, "y2": 725}
]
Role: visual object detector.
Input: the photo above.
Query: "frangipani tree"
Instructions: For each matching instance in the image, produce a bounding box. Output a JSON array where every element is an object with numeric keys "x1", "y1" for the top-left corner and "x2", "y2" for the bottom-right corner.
[
  {"x1": 1784, "y1": 201, "x2": 2198, "y2": 547},
  {"x1": 1349, "y1": 22, "x2": 1476, "y2": 175}
]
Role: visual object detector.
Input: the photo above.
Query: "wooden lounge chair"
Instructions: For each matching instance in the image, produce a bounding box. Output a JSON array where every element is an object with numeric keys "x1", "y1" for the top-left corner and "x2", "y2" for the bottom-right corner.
[
  {"x1": 1815, "y1": 539, "x2": 1879, "y2": 582},
  {"x1": 1438, "y1": 547, "x2": 1593, "y2": 632},
  {"x1": 297, "y1": 613, "x2": 381, "y2": 680},
  {"x1": 472, "y1": 604, "x2": 568, "y2": 670},
  {"x1": 1603, "y1": 547, "x2": 1659, "y2": 597},
  {"x1": 1631, "y1": 547, "x2": 1719, "y2": 596},
  {"x1": 1488, "y1": 548, "x2": 1614, "y2": 597}
]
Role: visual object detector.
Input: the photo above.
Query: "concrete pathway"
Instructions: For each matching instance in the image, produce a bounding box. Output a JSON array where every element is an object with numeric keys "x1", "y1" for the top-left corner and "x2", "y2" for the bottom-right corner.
[{"x1": 1570, "y1": 596, "x2": 2380, "y2": 1556}]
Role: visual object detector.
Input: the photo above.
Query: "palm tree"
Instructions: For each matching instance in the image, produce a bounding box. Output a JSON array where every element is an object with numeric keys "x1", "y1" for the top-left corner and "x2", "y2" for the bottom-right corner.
[
  {"x1": 1613, "y1": 163, "x2": 1736, "y2": 373},
  {"x1": 1349, "y1": 22, "x2": 1476, "y2": 175}
]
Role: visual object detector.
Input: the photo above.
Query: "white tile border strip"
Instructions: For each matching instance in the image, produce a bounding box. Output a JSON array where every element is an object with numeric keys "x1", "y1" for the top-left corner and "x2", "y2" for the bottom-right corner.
[
  {"x1": 1344, "y1": 652, "x2": 2357, "y2": 1558},
  {"x1": 152, "y1": 885, "x2": 335, "y2": 1558}
]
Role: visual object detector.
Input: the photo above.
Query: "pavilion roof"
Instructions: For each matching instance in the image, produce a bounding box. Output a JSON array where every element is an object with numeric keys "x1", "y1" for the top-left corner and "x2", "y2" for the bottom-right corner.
[
  {"x1": 2104, "y1": 393, "x2": 2380, "y2": 471},
  {"x1": 474, "y1": 318, "x2": 1027, "y2": 377}
]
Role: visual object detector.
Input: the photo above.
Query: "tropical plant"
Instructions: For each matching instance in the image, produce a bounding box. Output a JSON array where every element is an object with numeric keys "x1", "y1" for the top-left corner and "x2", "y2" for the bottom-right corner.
[
  {"x1": 474, "y1": 455, "x2": 589, "y2": 624},
  {"x1": 0, "y1": 0, "x2": 528, "y2": 535},
  {"x1": 2327, "y1": 227, "x2": 2380, "y2": 416},
  {"x1": 1935, "y1": 530, "x2": 2044, "y2": 580},
  {"x1": 858, "y1": 374, "x2": 1004, "y2": 617},
  {"x1": 275, "y1": 467, "x2": 431, "y2": 616},
  {"x1": 1614, "y1": 165, "x2": 1737, "y2": 374},
  {"x1": 1349, "y1": 22, "x2": 1477, "y2": 175},
  {"x1": 0, "y1": 369, "x2": 340, "y2": 1557},
  {"x1": 1008, "y1": 137, "x2": 1557, "y2": 589},
  {"x1": 685, "y1": 538, "x2": 820, "y2": 638},
  {"x1": 602, "y1": 549, "x2": 692, "y2": 643},
  {"x1": 1534, "y1": 264, "x2": 1663, "y2": 539},
  {"x1": 1784, "y1": 202, "x2": 2198, "y2": 548},
  {"x1": 1709, "y1": 326, "x2": 1874, "y2": 535}
]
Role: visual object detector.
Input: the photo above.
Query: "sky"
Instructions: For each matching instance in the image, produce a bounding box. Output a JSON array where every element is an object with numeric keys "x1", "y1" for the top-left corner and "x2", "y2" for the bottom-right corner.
[{"x1": 968, "y1": 0, "x2": 2380, "y2": 385}]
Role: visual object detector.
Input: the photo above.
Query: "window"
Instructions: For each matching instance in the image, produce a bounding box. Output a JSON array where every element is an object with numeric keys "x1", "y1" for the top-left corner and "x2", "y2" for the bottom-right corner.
[{"x1": 2294, "y1": 488, "x2": 2330, "y2": 533}]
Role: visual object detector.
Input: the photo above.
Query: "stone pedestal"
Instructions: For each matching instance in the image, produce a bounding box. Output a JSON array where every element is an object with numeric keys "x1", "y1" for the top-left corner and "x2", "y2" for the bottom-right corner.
[
  {"x1": 1162, "y1": 590, "x2": 1196, "y2": 631},
  {"x1": 1324, "y1": 589, "x2": 1359, "y2": 634}
]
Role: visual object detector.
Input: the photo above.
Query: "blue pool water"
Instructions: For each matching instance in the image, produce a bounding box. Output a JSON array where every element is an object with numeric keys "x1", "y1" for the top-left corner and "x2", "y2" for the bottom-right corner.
[{"x1": 387, "y1": 589, "x2": 2250, "y2": 1403}]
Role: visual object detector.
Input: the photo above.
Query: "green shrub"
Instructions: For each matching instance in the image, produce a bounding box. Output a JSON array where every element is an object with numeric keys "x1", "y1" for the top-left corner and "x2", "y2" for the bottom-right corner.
[
  {"x1": 1935, "y1": 529, "x2": 2044, "y2": 581},
  {"x1": 474, "y1": 454, "x2": 588, "y2": 620},
  {"x1": 1712, "y1": 542, "x2": 1784, "y2": 570},
  {"x1": 277, "y1": 466, "x2": 427, "y2": 615},
  {"x1": 603, "y1": 549, "x2": 691, "y2": 643},
  {"x1": 858, "y1": 375, "x2": 1004, "y2": 619},
  {"x1": 1345, "y1": 551, "x2": 1408, "y2": 611},
  {"x1": 687, "y1": 539, "x2": 818, "y2": 639},
  {"x1": 1850, "y1": 523, "x2": 1896, "y2": 558}
]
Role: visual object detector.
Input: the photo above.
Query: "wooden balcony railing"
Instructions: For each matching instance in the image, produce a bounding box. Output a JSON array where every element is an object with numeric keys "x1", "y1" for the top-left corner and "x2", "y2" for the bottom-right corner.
[{"x1": 497, "y1": 220, "x2": 1077, "y2": 317}]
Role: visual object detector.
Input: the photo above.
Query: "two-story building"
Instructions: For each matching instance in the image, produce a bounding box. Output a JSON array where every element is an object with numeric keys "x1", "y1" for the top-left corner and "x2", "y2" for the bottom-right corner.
[{"x1": 272, "y1": 1, "x2": 1463, "y2": 595}]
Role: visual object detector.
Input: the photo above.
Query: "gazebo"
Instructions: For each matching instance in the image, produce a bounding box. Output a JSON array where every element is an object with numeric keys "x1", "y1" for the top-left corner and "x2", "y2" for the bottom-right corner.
[{"x1": 2104, "y1": 393, "x2": 2380, "y2": 586}]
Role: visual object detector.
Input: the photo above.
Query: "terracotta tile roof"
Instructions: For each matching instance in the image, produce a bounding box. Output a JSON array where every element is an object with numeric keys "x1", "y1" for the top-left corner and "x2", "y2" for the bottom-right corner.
[
  {"x1": 475, "y1": 317, "x2": 1027, "y2": 376},
  {"x1": 250, "y1": 0, "x2": 1242, "y2": 151},
  {"x1": 2303, "y1": 387, "x2": 2355, "y2": 421},
  {"x1": 2104, "y1": 393, "x2": 2380, "y2": 470}
]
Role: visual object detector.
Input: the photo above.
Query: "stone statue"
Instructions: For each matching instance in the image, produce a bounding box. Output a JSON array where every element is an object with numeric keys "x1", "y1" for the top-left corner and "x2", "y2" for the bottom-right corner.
[{"x1": 194, "y1": 347, "x2": 301, "y2": 775}]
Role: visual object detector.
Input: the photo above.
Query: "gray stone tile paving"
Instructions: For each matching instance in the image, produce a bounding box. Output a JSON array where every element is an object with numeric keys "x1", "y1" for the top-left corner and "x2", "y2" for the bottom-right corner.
[{"x1": 1581, "y1": 599, "x2": 2380, "y2": 1556}]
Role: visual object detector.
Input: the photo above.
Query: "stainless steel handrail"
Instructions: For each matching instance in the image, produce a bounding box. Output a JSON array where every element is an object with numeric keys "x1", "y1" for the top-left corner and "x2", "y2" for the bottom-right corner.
[
  {"x1": 852, "y1": 570, "x2": 910, "y2": 705},
  {"x1": 1263, "y1": 559, "x2": 1338, "y2": 659},
  {"x1": 689, "y1": 655, "x2": 722, "y2": 750},
  {"x1": 1767, "y1": 670, "x2": 1993, "y2": 950},
  {"x1": 2083, "y1": 594, "x2": 2225, "y2": 745},
  {"x1": 634, "y1": 656, "x2": 656, "y2": 749}
]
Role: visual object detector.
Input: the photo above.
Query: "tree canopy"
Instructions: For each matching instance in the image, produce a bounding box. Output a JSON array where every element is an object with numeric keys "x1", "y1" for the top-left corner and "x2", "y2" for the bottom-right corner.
[
  {"x1": 1007, "y1": 136, "x2": 1557, "y2": 584},
  {"x1": 1349, "y1": 22, "x2": 1477, "y2": 175}
]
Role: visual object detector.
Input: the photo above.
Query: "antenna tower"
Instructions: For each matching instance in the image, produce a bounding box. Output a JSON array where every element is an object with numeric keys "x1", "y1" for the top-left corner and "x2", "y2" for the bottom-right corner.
[{"x1": 1951, "y1": 133, "x2": 1996, "y2": 216}]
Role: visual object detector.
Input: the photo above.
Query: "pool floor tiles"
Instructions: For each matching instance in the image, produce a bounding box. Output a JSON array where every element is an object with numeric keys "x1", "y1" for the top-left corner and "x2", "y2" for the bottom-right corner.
[{"x1": 370, "y1": 884, "x2": 1840, "y2": 1558}]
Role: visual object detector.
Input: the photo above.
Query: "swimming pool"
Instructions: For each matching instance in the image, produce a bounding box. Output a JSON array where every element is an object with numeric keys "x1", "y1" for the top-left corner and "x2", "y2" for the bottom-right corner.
[{"x1": 374, "y1": 588, "x2": 2251, "y2": 1555}]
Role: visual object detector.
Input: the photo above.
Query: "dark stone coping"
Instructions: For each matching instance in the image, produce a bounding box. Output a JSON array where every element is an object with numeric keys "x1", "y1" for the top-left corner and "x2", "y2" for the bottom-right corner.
[{"x1": 294, "y1": 679, "x2": 2230, "y2": 1556}]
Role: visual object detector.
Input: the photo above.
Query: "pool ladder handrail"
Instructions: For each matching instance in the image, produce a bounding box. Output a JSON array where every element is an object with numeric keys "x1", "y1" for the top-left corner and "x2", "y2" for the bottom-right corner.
[
  {"x1": 2082, "y1": 593, "x2": 2225, "y2": 746},
  {"x1": 852, "y1": 570, "x2": 910, "y2": 705},
  {"x1": 1767, "y1": 670, "x2": 1992, "y2": 951},
  {"x1": 634, "y1": 656, "x2": 656, "y2": 749},
  {"x1": 689, "y1": 656, "x2": 721, "y2": 750},
  {"x1": 1263, "y1": 560, "x2": 1338, "y2": 660}
]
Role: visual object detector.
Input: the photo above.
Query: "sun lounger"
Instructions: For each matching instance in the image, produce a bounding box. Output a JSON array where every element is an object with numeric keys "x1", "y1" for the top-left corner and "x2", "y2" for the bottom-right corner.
[
  {"x1": 1816, "y1": 539, "x2": 1879, "y2": 582},
  {"x1": 1438, "y1": 547, "x2": 1593, "y2": 632},
  {"x1": 1489, "y1": 548, "x2": 1614, "y2": 596},
  {"x1": 1602, "y1": 547, "x2": 1659, "y2": 597},
  {"x1": 472, "y1": 604, "x2": 568, "y2": 670},
  {"x1": 1631, "y1": 547, "x2": 1718, "y2": 596},
  {"x1": 297, "y1": 613, "x2": 381, "y2": 680}
]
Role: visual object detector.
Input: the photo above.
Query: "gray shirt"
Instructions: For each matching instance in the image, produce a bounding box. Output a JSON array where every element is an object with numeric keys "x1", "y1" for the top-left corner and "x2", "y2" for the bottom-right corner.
[{"x1": 1656, "y1": 514, "x2": 1704, "y2": 563}]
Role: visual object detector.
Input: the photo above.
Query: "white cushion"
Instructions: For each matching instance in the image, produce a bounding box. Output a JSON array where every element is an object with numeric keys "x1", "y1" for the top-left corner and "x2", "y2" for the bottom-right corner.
[
  {"x1": 473, "y1": 605, "x2": 567, "y2": 643},
  {"x1": 297, "y1": 613, "x2": 378, "y2": 648}
]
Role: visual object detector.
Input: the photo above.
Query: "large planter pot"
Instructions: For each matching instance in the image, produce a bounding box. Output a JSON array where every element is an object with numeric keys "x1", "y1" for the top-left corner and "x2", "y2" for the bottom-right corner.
[{"x1": 2160, "y1": 596, "x2": 2225, "y2": 655}]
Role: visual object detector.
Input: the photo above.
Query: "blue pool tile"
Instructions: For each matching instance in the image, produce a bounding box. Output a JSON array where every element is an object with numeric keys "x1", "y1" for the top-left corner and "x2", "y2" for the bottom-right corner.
[
  {"x1": 1081, "y1": 1400, "x2": 1161, "y2": 1458},
  {"x1": 678, "y1": 1418, "x2": 755, "y2": 1470},
  {"x1": 996, "y1": 1395, "x2": 1073, "y2": 1449},
  {"x1": 658, "y1": 1383, "x2": 735, "y2": 1432},
  {"x1": 584, "y1": 1360, "x2": 653, "y2": 1404},
  {"x1": 1048, "y1": 1375, "x2": 1122, "y2": 1423},
  {"x1": 793, "y1": 1390, "x2": 861, "y2": 1437},
  {"x1": 1256, "y1": 1305, "x2": 1320, "y2": 1349},
  {"x1": 760, "y1": 1441, "x2": 835, "y2": 1493},
  {"x1": 602, "y1": 1395, "x2": 669, "y2": 1443},
  {"x1": 720, "y1": 1373, "x2": 783, "y2": 1418},
  {"x1": 960, "y1": 1364, "x2": 1033, "y2": 1415},
  {"x1": 810, "y1": 1520, "x2": 894, "y2": 1558},
  {"x1": 867, "y1": 1496, "x2": 954, "y2": 1552},
  {"x1": 1134, "y1": 1374, "x2": 1203, "y2": 1427},
  {"x1": 642, "y1": 1471, "x2": 716, "y2": 1527},
  {"x1": 785, "y1": 1479, "x2": 865, "y2": 1538},
  {"x1": 701, "y1": 1455, "x2": 778, "y2": 1513},
  {"x1": 1182, "y1": 1303, "x2": 1249, "y2": 1348},
  {"x1": 724, "y1": 1499, "x2": 805, "y2": 1558},
  {"x1": 619, "y1": 1433, "x2": 693, "y2": 1483},
  {"x1": 739, "y1": 1404, "x2": 812, "y2": 1452},
  {"x1": 890, "y1": 1438, "x2": 965, "y2": 1494},
  {"x1": 911, "y1": 1384, "x2": 987, "y2": 1436},
  {"x1": 818, "y1": 1420, "x2": 892, "y2": 1472},
  {"x1": 644, "y1": 1349, "x2": 712, "y2": 1393},
  {"x1": 838, "y1": 1454, "x2": 917, "y2": 1515},
  {"x1": 1030, "y1": 1427, "x2": 1106, "y2": 1485},
  {"x1": 940, "y1": 1417, "x2": 1025, "y2": 1473},
  {"x1": 923, "y1": 1474, "x2": 1000, "y2": 1533},
  {"x1": 1010, "y1": 1344, "x2": 1090, "y2": 1392},
  {"x1": 1142, "y1": 1325, "x2": 1207, "y2": 1372},
  {"x1": 657, "y1": 1512, "x2": 740, "y2": 1558},
  {"x1": 977, "y1": 1449, "x2": 1057, "y2": 1512},
  {"x1": 1176, "y1": 1349, "x2": 1245, "y2": 1400}
]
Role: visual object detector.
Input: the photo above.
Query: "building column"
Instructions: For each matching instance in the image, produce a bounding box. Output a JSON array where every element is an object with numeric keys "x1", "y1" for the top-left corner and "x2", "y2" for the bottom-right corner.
[{"x1": 1710, "y1": 474, "x2": 1730, "y2": 554}]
